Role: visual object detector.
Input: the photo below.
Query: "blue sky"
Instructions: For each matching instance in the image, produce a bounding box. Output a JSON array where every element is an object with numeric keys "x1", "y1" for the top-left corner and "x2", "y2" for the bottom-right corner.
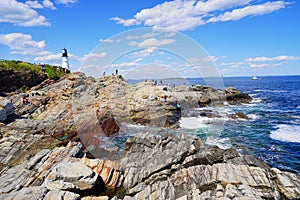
[{"x1": 0, "y1": 0, "x2": 299, "y2": 77}]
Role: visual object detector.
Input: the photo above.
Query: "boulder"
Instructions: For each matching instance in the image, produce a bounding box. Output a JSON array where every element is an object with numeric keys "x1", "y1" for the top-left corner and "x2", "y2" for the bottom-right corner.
[
  {"x1": 0, "y1": 108, "x2": 6, "y2": 122},
  {"x1": 0, "y1": 186, "x2": 48, "y2": 200},
  {"x1": 95, "y1": 110, "x2": 120, "y2": 136},
  {"x1": 0, "y1": 97, "x2": 14, "y2": 122},
  {"x1": 81, "y1": 157, "x2": 124, "y2": 189},
  {"x1": 44, "y1": 189, "x2": 80, "y2": 200},
  {"x1": 225, "y1": 87, "x2": 253, "y2": 104},
  {"x1": 43, "y1": 161, "x2": 100, "y2": 193},
  {"x1": 229, "y1": 112, "x2": 249, "y2": 120}
]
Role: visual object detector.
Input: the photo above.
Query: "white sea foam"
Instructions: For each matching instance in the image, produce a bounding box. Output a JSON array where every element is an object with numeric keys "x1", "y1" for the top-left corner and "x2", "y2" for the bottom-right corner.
[
  {"x1": 270, "y1": 124, "x2": 300, "y2": 143},
  {"x1": 253, "y1": 89, "x2": 286, "y2": 93},
  {"x1": 179, "y1": 117, "x2": 209, "y2": 129},
  {"x1": 251, "y1": 98, "x2": 263, "y2": 104},
  {"x1": 205, "y1": 137, "x2": 232, "y2": 149},
  {"x1": 123, "y1": 123, "x2": 145, "y2": 128},
  {"x1": 179, "y1": 116, "x2": 231, "y2": 148},
  {"x1": 179, "y1": 116, "x2": 227, "y2": 129},
  {"x1": 247, "y1": 114, "x2": 260, "y2": 120}
]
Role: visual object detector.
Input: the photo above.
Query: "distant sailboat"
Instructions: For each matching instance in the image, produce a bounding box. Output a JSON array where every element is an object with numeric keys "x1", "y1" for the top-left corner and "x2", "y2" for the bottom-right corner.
[{"x1": 252, "y1": 76, "x2": 258, "y2": 80}]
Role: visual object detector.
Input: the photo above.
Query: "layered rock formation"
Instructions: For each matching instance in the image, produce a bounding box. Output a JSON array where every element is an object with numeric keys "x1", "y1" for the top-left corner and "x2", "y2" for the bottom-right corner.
[
  {"x1": 0, "y1": 142, "x2": 123, "y2": 199},
  {"x1": 121, "y1": 133, "x2": 300, "y2": 199},
  {"x1": 1, "y1": 73, "x2": 299, "y2": 199},
  {"x1": 1, "y1": 134, "x2": 299, "y2": 199},
  {"x1": 2, "y1": 73, "x2": 252, "y2": 130}
]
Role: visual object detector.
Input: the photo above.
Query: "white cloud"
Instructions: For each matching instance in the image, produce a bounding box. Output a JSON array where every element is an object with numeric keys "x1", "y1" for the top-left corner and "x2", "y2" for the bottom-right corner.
[
  {"x1": 134, "y1": 58, "x2": 143, "y2": 63},
  {"x1": 26, "y1": 1, "x2": 43, "y2": 9},
  {"x1": 99, "y1": 39, "x2": 114, "y2": 43},
  {"x1": 202, "y1": 55, "x2": 220, "y2": 62},
  {"x1": 34, "y1": 53, "x2": 61, "y2": 62},
  {"x1": 131, "y1": 37, "x2": 175, "y2": 47},
  {"x1": 195, "y1": 0, "x2": 252, "y2": 14},
  {"x1": 111, "y1": 0, "x2": 204, "y2": 31},
  {"x1": 110, "y1": 17, "x2": 137, "y2": 26},
  {"x1": 220, "y1": 54, "x2": 300, "y2": 74},
  {"x1": 43, "y1": 0, "x2": 56, "y2": 10},
  {"x1": 110, "y1": 61, "x2": 140, "y2": 68},
  {"x1": 249, "y1": 63, "x2": 270, "y2": 68},
  {"x1": 55, "y1": 0, "x2": 78, "y2": 5},
  {"x1": 25, "y1": 0, "x2": 56, "y2": 10},
  {"x1": 0, "y1": 33, "x2": 48, "y2": 55},
  {"x1": 0, "y1": 0, "x2": 50, "y2": 26},
  {"x1": 82, "y1": 52, "x2": 107, "y2": 61},
  {"x1": 246, "y1": 55, "x2": 300, "y2": 62},
  {"x1": 207, "y1": 1, "x2": 287, "y2": 23},
  {"x1": 127, "y1": 33, "x2": 157, "y2": 40},
  {"x1": 34, "y1": 52, "x2": 80, "y2": 64},
  {"x1": 131, "y1": 47, "x2": 157, "y2": 57},
  {"x1": 111, "y1": 0, "x2": 288, "y2": 31}
]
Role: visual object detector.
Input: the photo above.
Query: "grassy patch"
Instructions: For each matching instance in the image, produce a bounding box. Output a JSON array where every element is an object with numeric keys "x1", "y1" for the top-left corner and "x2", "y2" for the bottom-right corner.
[
  {"x1": 0, "y1": 60, "x2": 41, "y2": 72},
  {"x1": 0, "y1": 59, "x2": 68, "y2": 80}
]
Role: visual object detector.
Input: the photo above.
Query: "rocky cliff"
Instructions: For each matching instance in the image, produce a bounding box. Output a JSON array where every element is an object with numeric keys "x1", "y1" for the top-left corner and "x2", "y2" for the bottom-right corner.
[
  {"x1": 0, "y1": 73, "x2": 299, "y2": 200},
  {"x1": 0, "y1": 68, "x2": 47, "y2": 95}
]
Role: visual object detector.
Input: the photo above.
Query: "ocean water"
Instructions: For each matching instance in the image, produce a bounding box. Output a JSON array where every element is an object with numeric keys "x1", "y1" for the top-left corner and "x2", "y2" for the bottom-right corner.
[
  {"x1": 110, "y1": 76, "x2": 300, "y2": 174},
  {"x1": 183, "y1": 76, "x2": 300, "y2": 174}
]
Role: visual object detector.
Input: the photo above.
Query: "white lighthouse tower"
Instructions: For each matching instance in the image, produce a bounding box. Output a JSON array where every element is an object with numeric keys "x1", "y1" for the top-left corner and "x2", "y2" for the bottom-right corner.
[{"x1": 61, "y1": 48, "x2": 70, "y2": 70}]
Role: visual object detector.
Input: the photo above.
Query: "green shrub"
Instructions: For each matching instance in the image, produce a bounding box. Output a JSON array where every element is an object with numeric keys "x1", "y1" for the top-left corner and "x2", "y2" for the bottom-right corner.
[{"x1": 45, "y1": 65, "x2": 59, "y2": 80}]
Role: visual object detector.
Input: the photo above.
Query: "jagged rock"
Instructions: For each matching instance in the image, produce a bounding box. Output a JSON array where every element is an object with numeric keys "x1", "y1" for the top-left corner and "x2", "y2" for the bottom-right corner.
[
  {"x1": 3, "y1": 73, "x2": 253, "y2": 129},
  {"x1": 230, "y1": 112, "x2": 250, "y2": 120},
  {"x1": 225, "y1": 87, "x2": 253, "y2": 104},
  {"x1": 44, "y1": 189, "x2": 80, "y2": 200},
  {"x1": 0, "y1": 186, "x2": 48, "y2": 200},
  {"x1": 3, "y1": 73, "x2": 293, "y2": 200},
  {"x1": 42, "y1": 161, "x2": 99, "y2": 193},
  {"x1": 0, "y1": 142, "x2": 79, "y2": 194},
  {"x1": 120, "y1": 133, "x2": 300, "y2": 199},
  {"x1": 25, "y1": 149, "x2": 51, "y2": 170},
  {"x1": 121, "y1": 133, "x2": 204, "y2": 191},
  {"x1": 98, "y1": 110, "x2": 120, "y2": 136},
  {"x1": 272, "y1": 168, "x2": 300, "y2": 199},
  {"x1": 81, "y1": 158, "x2": 124, "y2": 190},
  {"x1": 0, "y1": 97, "x2": 14, "y2": 122},
  {"x1": 82, "y1": 196, "x2": 109, "y2": 200},
  {"x1": 69, "y1": 142, "x2": 84, "y2": 158},
  {"x1": 0, "y1": 108, "x2": 6, "y2": 122},
  {"x1": 0, "y1": 141, "x2": 123, "y2": 198}
]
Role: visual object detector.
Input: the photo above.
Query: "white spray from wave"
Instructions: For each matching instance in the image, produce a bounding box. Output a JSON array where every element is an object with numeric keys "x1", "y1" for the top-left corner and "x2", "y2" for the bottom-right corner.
[
  {"x1": 270, "y1": 124, "x2": 300, "y2": 143},
  {"x1": 179, "y1": 116, "x2": 231, "y2": 149}
]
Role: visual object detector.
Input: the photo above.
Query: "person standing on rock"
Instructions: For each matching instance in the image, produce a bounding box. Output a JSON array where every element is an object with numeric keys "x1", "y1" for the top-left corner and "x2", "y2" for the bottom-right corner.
[
  {"x1": 164, "y1": 95, "x2": 167, "y2": 103},
  {"x1": 176, "y1": 101, "x2": 181, "y2": 111},
  {"x1": 23, "y1": 95, "x2": 29, "y2": 104},
  {"x1": 116, "y1": 69, "x2": 118, "y2": 75}
]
